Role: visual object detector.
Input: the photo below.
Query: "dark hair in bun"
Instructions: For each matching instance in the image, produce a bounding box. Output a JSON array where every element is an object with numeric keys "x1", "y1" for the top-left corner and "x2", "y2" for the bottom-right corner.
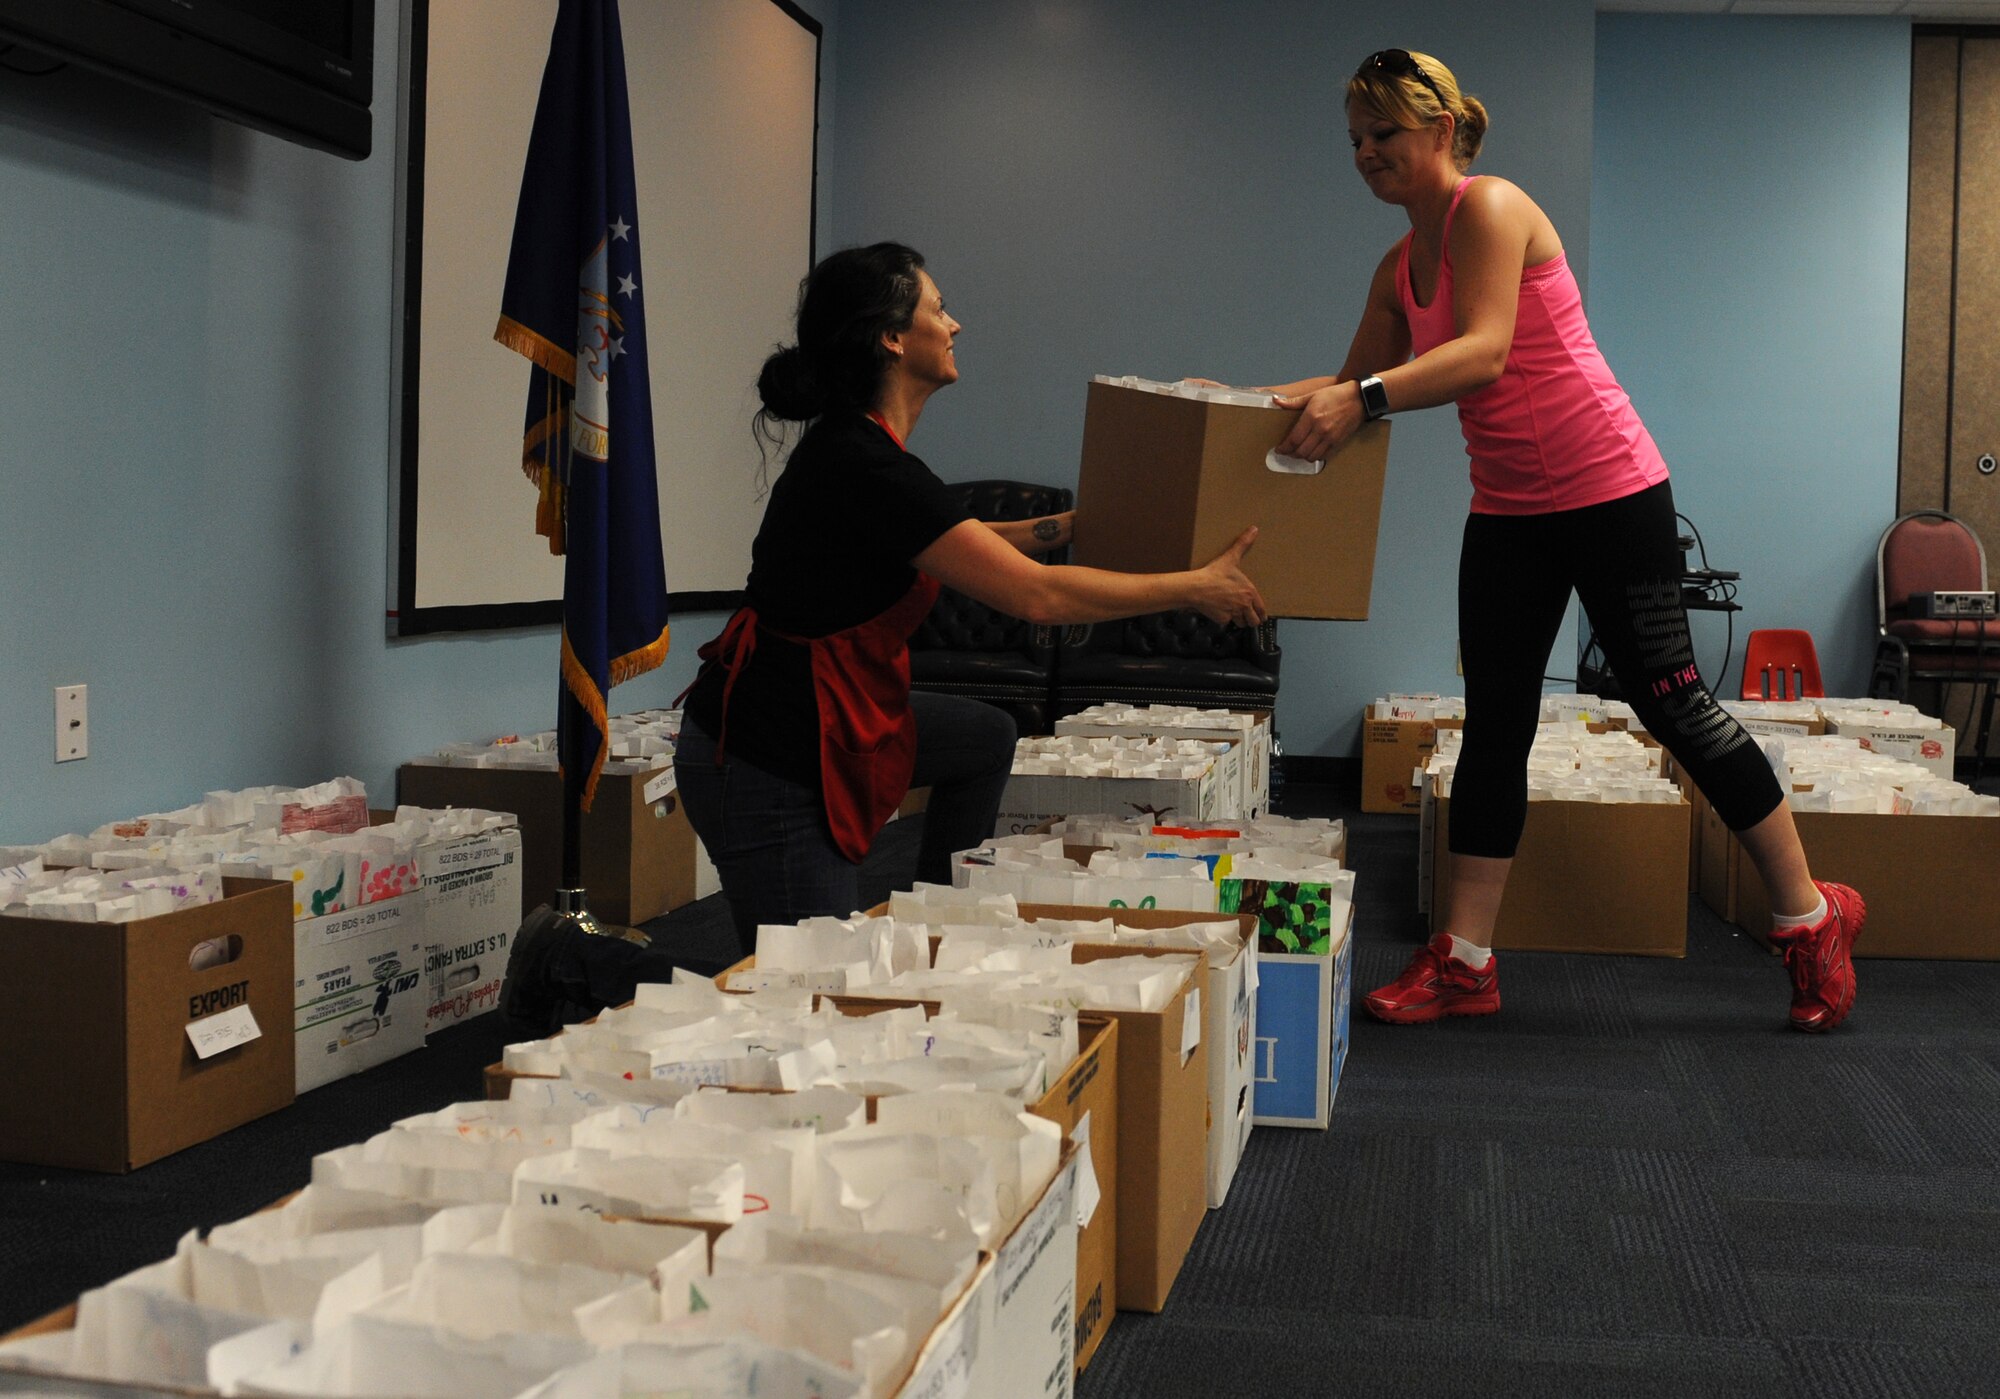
[{"x1": 754, "y1": 242, "x2": 926, "y2": 462}]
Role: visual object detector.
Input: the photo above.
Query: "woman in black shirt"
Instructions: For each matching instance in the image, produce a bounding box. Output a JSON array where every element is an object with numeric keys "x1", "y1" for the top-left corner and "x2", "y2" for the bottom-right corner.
[{"x1": 679, "y1": 241, "x2": 1265, "y2": 951}]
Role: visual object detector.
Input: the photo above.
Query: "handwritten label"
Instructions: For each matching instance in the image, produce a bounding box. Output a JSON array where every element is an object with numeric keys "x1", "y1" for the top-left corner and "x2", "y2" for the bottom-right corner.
[
  {"x1": 643, "y1": 766, "x2": 677, "y2": 805},
  {"x1": 998, "y1": 1157, "x2": 1076, "y2": 1309},
  {"x1": 187, "y1": 1004, "x2": 261, "y2": 1059}
]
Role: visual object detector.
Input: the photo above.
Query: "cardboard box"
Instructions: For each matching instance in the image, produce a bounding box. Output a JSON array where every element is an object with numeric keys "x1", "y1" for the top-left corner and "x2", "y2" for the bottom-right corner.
[
  {"x1": 1695, "y1": 787, "x2": 1741, "y2": 924},
  {"x1": 1003, "y1": 904, "x2": 1251, "y2": 1211},
  {"x1": 1022, "y1": 1016, "x2": 1119, "y2": 1376},
  {"x1": 971, "y1": 1144, "x2": 1081, "y2": 1399},
  {"x1": 1037, "y1": 938, "x2": 1207, "y2": 1311},
  {"x1": 1252, "y1": 906, "x2": 1354, "y2": 1129},
  {"x1": 1432, "y1": 780, "x2": 1689, "y2": 956},
  {"x1": 1070, "y1": 379, "x2": 1390, "y2": 620},
  {"x1": 0, "y1": 878, "x2": 296, "y2": 1172},
  {"x1": 1733, "y1": 810, "x2": 2000, "y2": 959},
  {"x1": 1822, "y1": 718, "x2": 1957, "y2": 779},
  {"x1": 723, "y1": 920, "x2": 1208, "y2": 1312},
  {"x1": 835, "y1": 923, "x2": 1209, "y2": 1315},
  {"x1": 294, "y1": 892, "x2": 427, "y2": 1093},
  {"x1": 485, "y1": 1005, "x2": 1121, "y2": 1380},
  {"x1": 890, "y1": 1252, "x2": 991, "y2": 1399},
  {"x1": 397, "y1": 762, "x2": 712, "y2": 927},
  {"x1": 419, "y1": 827, "x2": 524, "y2": 1031},
  {"x1": 1053, "y1": 711, "x2": 1273, "y2": 817},
  {"x1": 1361, "y1": 716, "x2": 1462, "y2": 815},
  {"x1": 1203, "y1": 927, "x2": 1256, "y2": 1206},
  {"x1": 997, "y1": 760, "x2": 1228, "y2": 831}
]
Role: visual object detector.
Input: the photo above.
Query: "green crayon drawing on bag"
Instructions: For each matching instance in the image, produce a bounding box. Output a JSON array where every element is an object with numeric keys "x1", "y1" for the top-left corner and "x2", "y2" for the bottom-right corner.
[{"x1": 312, "y1": 869, "x2": 344, "y2": 917}]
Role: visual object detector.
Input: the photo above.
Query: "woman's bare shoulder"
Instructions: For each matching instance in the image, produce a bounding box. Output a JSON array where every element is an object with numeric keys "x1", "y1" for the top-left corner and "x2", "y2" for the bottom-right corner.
[{"x1": 1456, "y1": 175, "x2": 1560, "y2": 253}]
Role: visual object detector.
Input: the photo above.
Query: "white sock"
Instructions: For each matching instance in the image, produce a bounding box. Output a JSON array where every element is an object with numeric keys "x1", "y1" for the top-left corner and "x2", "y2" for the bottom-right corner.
[
  {"x1": 1772, "y1": 893, "x2": 1827, "y2": 934},
  {"x1": 1448, "y1": 935, "x2": 1493, "y2": 969}
]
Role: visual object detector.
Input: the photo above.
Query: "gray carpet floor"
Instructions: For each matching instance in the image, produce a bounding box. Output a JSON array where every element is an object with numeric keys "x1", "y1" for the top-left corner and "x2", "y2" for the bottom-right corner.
[
  {"x1": 6, "y1": 781, "x2": 2000, "y2": 1399},
  {"x1": 1077, "y1": 800, "x2": 2000, "y2": 1399}
]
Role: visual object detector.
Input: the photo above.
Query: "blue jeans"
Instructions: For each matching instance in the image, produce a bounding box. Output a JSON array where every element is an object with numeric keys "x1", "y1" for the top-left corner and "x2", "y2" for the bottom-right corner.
[{"x1": 674, "y1": 690, "x2": 1017, "y2": 954}]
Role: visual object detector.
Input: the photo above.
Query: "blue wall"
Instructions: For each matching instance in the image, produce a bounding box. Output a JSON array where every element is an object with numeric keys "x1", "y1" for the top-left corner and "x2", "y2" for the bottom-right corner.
[
  {"x1": 1590, "y1": 14, "x2": 1909, "y2": 699},
  {"x1": 0, "y1": 1, "x2": 836, "y2": 843},
  {"x1": 0, "y1": 1, "x2": 1917, "y2": 844},
  {"x1": 824, "y1": 0, "x2": 1602, "y2": 760}
]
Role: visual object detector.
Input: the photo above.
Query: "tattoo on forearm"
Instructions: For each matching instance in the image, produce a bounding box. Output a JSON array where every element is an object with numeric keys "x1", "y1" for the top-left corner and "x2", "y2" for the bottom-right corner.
[{"x1": 1033, "y1": 518, "x2": 1062, "y2": 541}]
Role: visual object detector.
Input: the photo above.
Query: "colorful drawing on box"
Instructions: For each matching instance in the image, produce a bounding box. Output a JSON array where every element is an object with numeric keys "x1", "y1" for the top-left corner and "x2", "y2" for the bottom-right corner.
[{"x1": 1221, "y1": 878, "x2": 1334, "y2": 955}]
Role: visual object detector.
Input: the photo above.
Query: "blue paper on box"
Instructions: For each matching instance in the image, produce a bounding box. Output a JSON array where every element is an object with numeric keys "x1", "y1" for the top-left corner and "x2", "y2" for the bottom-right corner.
[{"x1": 1251, "y1": 914, "x2": 1352, "y2": 1128}]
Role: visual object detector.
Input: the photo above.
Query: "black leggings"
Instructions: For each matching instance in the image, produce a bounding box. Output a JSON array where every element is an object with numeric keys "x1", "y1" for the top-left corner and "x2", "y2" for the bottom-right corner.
[{"x1": 1450, "y1": 481, "x2": 1784, "y2": 858}]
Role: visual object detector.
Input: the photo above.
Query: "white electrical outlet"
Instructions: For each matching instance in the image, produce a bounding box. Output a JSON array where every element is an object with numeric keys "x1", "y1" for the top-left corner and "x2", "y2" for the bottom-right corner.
[{"x1": 56, "y1": 685, "x2": 88, "y2": 762}]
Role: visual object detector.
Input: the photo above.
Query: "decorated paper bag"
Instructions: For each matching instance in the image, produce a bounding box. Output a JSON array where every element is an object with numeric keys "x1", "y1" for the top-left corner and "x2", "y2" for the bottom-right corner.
[
  {"x1": 512, "y1": 1147, "x2": 746, "y2": 1222},
  {"x1": 1217, "y1": 853, "x2": 1356, "y2": 955}
]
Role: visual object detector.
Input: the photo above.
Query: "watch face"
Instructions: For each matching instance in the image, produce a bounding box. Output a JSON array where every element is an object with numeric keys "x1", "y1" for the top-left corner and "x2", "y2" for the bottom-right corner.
[{"x1": 1361, "y1": 378, "x2": 1389, "y2": 418}]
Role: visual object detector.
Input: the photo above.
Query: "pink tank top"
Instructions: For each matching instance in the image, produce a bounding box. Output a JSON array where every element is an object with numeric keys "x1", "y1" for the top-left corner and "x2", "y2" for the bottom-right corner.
[{"x1": 1396, "y1": 177, "x2": 1669, "y2": 515}]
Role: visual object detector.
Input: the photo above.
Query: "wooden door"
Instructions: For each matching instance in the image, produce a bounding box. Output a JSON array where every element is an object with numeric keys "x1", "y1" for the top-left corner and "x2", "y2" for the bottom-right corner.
[{"x1": 1899, "y1": 31, "x2": 2000, "y2": 736}]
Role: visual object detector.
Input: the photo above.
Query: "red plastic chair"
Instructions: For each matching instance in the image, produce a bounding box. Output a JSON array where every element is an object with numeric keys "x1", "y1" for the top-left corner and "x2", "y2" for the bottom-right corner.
[{"x1": 1740, "y1": 629, "x2": 1824, "y2": 701}]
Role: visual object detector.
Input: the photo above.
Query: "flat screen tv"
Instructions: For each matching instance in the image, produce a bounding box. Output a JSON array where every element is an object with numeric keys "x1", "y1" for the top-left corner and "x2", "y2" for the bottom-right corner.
[{"x1": 0, "y1": 0, "x2": 374, "y2": 159}]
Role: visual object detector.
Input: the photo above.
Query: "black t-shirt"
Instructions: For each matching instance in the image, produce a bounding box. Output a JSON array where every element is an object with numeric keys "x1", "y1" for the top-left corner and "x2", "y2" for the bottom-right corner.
[{"x1": 684, "y1": 412, "x2": 966, "y2": 785}]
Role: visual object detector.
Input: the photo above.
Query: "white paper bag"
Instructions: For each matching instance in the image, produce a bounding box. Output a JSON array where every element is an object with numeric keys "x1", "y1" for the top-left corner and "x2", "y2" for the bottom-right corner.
[
  {"x1": 513, "y1": 1147, "x2": 746, "y2": 1222},
  {"x1": 508, "y1": 1339, "x2": 864, "y2": 1399},
  {"x1": 225, "y1": 1312, "x2": 592, "y2": 1397}
]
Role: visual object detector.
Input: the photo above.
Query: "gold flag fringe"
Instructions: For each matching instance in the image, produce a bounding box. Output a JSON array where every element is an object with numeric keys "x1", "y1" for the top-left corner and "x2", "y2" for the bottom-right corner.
[
  {"x1": 519, "y1": 391, "x2": 568, "y2": 555},
  {"x1": 495, "y1": 315, "x2": 576, "y2": 384},
  {"x1": 499, "y1": 315, "x2": 577, "y2": 556},
  {"x1": 559, "y1": 624, "x2": 671, "y2": 813},
  {"x1": 610, "y1": 625, "x2": 672, "y2": 687},
  {"x1": 560, "y1": 627, "x2": 611, "y2": 812}
]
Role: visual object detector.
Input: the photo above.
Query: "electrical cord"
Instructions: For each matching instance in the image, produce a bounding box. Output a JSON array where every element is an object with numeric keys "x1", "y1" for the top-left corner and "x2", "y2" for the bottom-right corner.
[{"x1": 1676, "y1": 510, "x2": 1737, "y2": 691}]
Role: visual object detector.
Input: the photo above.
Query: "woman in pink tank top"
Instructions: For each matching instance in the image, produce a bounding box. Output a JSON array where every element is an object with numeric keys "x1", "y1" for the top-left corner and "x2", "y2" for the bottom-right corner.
[{"x1": 1234, "y1": 50, "x2": 1862, "y2": 1033}]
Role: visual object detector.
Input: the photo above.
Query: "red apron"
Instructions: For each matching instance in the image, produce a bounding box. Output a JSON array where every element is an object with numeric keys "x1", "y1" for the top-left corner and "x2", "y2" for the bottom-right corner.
[{"x1": 691, "y1": 570, "x2": 941, "y2": 864}]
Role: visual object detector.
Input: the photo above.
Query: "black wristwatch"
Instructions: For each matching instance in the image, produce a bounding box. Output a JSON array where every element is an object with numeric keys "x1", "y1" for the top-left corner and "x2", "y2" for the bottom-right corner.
[{"x1": 1357, "y1": 375, "x2": 1390, "y2": 421}]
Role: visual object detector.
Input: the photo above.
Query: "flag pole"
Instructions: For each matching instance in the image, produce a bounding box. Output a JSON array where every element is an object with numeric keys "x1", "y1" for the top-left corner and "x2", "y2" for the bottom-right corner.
[
  {"x1": 551, "y1": 768, "x2": 605, "y2": 935},
  {"x1": 496, "y1": 0, "x2": 672, "y2": 993}
]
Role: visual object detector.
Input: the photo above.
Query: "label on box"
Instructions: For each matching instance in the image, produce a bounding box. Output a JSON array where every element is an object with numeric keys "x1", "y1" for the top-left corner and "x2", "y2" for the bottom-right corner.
[
  {"x1": 900, "y1": 1286, "x2": 981, "y2": 1399},
  {"x1": 998, "y1": 1157, "x2": 1076, "y2": 1310},
  {"x1": 1073, "y1": 1111, "x2": 1101, "y2": 1228},
  {"x1": 1736, "y1": 718, "x2": 1815, "y2": 738},
  {"x1": 186, "y1": 1004, "x2": 261, "y2": 1059},
  {"x1": 422, "y1": 839, "x2": 509, "y2": 878},
  {"x1": 309, "y1": 898, "x2": 407, "y2": 948},
  {"x1": 643, "y1": 766, "x2": 677, "y2": 805}
]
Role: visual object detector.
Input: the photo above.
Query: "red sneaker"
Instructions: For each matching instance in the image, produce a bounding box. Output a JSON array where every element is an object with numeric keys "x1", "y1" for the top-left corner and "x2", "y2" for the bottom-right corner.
[
  {"x1": 1769, "y1": 881, "x2": 1865, "y2": 1033},
  {"x1": 1363, "y1": 933, "x2": 1500, "y2": 1024}
]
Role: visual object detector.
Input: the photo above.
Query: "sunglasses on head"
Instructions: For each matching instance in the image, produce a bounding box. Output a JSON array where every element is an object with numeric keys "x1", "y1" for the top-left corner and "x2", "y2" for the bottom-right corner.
[{"x1": 1360, "y1": 48, "x2": 1446, "y2": 107}]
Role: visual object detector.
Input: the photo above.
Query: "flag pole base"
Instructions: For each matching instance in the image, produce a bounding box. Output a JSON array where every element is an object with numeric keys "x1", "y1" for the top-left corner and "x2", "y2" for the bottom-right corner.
[{"x1": 552, "y1": 887, "x2": 653, "y2": 946}]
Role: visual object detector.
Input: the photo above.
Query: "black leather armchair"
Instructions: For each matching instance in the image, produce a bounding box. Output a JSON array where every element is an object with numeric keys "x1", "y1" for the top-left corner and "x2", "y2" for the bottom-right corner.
[
  {"x1": 908, "y1": 479, "x2": 1074, "y2": 734},
  {"x1": 1052, "y1": 612, "x2": 1281, "y2": 720}
]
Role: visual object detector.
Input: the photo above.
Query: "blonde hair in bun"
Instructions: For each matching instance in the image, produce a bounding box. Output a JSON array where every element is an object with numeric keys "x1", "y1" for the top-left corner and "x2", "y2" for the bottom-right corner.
[{"x1": 1348, "y1": 49, "x2": 1488, "y2": 171}]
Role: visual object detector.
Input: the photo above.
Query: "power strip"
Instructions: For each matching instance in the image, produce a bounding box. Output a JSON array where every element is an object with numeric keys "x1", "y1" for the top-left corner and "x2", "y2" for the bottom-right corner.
[{"x1": 1908, "y1": 590, "x2": 1998, "y2": 619}]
